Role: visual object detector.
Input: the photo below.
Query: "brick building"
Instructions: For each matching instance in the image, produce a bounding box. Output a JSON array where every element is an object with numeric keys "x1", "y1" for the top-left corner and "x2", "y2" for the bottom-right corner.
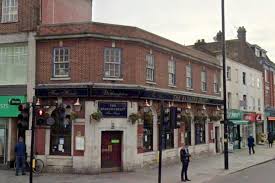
[
  {"x1": 250, "y1": 44, "x2": 275, "y2": 136},
  {"x1": 0, "y1": 0, "x2": 39, "y2": 167},
  {"x1": 34, "y1": 18, "x2": 224, "y2": 173}
]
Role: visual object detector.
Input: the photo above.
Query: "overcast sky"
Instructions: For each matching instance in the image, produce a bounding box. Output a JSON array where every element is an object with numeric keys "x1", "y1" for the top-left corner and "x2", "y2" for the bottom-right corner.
[{"x1": 93, "y1": 0, "x2": 275, "y2": 61}]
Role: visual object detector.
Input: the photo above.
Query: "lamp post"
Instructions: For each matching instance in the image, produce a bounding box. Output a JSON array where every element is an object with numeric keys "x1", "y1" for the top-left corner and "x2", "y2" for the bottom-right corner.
[{"x1": 221, "y1": 0, "x2": 229, "y2": 170}]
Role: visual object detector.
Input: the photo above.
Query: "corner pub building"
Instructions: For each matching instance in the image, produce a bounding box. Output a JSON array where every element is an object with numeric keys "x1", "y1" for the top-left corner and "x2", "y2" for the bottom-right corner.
[{"x1": 34, "y1": 22, "x2": 223, "y2": 173}]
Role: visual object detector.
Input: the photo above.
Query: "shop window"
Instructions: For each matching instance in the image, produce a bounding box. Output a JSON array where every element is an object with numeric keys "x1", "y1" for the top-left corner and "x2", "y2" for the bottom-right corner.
[
  {"x1": 143, "y1": 110, "x2": 153, "y2": 152},
  {"x1": 104, "y1": 48, "x2": 121, "y2": 78},
  {"x1": 53, "y1": 48, "x2": 70, "y2": 78},
  {"x1": 195, "y1": 122, "x2": 206, "y2": 145},
  {"x1": 1, "y1": 0, "x2": 18, "y2": 23},
  {"x1": 50, "y1": 106, "x2": 72, "y2": 155}
]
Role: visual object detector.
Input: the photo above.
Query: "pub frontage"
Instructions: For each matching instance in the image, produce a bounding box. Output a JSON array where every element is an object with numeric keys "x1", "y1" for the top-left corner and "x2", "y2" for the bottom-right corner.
[{"x1": 34, "y1": 85, "x2": 223, "y2": 173}]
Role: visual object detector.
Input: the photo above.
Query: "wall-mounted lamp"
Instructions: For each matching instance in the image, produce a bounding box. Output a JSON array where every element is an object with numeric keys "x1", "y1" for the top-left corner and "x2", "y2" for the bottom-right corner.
[
  {"x1": 144, "y1": 100, "x2": 151, "y2": 107},
  {"x1": 216, "y1": 106, "x2": 221, "y2": 111},
  {"x1": 202, "y1": 105, "x2": 206, "y2": 110},
  {"x1": 73, "y1": 98, "x2": 81, "y2": 112},
  {"x1": 36, "y1": 98, "x2": 41, "y2": 106},
  {"x1": 186, "y1": 103, "x2": 191, "y2": 109}
]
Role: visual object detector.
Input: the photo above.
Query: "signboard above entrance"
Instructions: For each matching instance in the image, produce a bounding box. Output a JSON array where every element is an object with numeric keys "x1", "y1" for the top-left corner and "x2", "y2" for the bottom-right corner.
[
  {"x1": 98, "y1": 102, "x2": 127, "y2": 118},
  {"x1": 0, "y1": 96, "x2": 27, "y2": 117}
]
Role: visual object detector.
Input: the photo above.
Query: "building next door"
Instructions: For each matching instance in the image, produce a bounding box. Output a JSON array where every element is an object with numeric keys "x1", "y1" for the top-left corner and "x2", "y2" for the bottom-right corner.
[{"x1": 101, "y1": 131, "x2": 122, "y2": 170}]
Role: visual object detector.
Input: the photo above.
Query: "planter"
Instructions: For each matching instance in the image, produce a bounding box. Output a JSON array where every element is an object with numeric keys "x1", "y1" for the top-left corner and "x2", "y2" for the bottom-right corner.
[
  {"x1": 209, "y1": 115, "x2": 222, "y2": 122},
  {"x1": 181, "y1": 113, "x2": 192, "y2": 123},
  {"x1": 128, "y1": 113, "x2": 140, "y2": 124},
  {"x1": 194, "y1": 114, "x2": 207, "y2": 122},
  {"x1": 143, "y1": 112, "x2": 153, "y2": 125},
  {"x1": 91, "y1": 110, "x2": 102, "y2": 122}
]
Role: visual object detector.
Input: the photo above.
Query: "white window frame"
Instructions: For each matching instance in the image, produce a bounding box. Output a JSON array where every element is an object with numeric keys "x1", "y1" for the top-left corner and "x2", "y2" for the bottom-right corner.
[
  {"x1": 1, "y1": 0, "x2": 18, "y2": 23},
  {"x1": 242, "y1": 72, "x2": 246, "y2": 85},
  {"x1": 186, "y1": 64, "x2": 192, "y2": 89},
  {"x1": 257, "y1": 78, "x2": 260, "y2": 88},
  {"x1": 258, "y1": 98, "x2": 261, "y2": 111},
  {"x1": 168, "y1": 60, "x2": 176, "y2": 86},
  {"x1": 226, "y1": 66, "x2": 231, "y2": 80},
  {"x1": 104, "y1": 48, "x2": 122, "y2": 78},
  {"x1": 53, "y1": 48, "x2": 70, "y2": 78},
  {"x1": 265, "y1": 69, "x2": 269, "y2": 83},
  {"x1": 146, "y1": 54, "x2": 155, "y2": 82},
  {"x1": 213, "y1": 72, "x2": 219, "y2": 93},
  {"x1": 227, "y1": 92, "x2": 232, "y2": 109},
  {"x1": 201, "y1": 68, "x2": 207, "y2": 92}
]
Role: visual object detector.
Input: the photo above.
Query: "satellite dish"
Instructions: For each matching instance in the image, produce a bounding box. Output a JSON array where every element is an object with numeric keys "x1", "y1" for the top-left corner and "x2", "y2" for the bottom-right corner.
[{"x1": 46, "y1": 117, "x2": 55, "y2": 126}]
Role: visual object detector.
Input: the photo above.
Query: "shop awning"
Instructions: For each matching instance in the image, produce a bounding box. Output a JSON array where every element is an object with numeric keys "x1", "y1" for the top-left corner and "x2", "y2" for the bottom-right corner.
[{"x1": 229, "y1": 120, "x2": 249, "y2": 125}]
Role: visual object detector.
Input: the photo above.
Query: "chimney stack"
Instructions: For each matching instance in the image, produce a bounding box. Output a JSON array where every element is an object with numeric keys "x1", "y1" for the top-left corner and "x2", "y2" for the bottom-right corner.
[{"x1": 237, "y1": 26, "x2": 246, "y2": 42}]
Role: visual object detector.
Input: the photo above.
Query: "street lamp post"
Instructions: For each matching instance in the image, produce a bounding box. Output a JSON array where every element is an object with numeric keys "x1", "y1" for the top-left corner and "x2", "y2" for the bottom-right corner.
[{"x1": 221, "y1": 0, "x2": 229, "y2": 170}]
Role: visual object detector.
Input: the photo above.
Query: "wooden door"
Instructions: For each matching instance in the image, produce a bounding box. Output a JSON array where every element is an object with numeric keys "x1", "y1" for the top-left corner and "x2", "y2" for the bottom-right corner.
[{"x1": 101, "y1": 131, "x2": 122, "y2": 169}]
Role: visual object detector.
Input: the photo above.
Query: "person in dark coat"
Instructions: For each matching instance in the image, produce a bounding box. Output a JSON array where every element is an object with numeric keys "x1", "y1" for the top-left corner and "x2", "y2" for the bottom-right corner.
[
  {"x1": 268, "y1": 132, "x2": 273, "y2": 148},
  {"x1": 247, "y1": 134, "x2": 255, "y2": 155},
  {"x1": 180, "y1": 145, "x2": 191, "y2": 182},
  {"x1": 15, "y1": 137, "x2": 26, "y2": 176}
]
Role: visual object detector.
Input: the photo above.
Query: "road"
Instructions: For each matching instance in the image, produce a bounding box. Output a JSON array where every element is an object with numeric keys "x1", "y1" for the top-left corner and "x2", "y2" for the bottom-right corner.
[{"x1": 206, "y1": 161, "x2": 275, "y2": 183}]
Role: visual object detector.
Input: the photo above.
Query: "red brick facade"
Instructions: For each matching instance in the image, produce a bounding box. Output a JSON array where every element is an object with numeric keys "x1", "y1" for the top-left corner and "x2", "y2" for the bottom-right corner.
[
  {"x1": 36, "y1": 38, "x2": 221, "y2": 97},
  {"x1": 0, "y1": 0, "x2": 39, "y2": 34},
  {"x1": 264, "y1": 69, "x2": 275, "y2": 108}
]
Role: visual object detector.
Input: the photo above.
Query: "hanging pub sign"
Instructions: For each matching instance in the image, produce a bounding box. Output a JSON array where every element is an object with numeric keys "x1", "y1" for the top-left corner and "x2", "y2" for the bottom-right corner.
[{"x1": 98, "y1": 102, "x2": 127, "y2": 118}]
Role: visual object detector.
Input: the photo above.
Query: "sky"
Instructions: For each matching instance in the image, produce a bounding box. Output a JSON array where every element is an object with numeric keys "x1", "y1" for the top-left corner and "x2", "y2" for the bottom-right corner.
[{"x1": 92, "y1": 0, "x2": 275, "y2": 61}]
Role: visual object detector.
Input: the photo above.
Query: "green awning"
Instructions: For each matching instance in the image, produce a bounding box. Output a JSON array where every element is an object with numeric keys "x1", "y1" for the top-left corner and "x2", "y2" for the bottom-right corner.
[{"x1": 229, "y1": 120, "x2": 249, "y2": 125}]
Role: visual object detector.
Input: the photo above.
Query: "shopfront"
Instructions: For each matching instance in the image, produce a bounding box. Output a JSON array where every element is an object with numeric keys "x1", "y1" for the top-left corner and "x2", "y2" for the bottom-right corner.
[
  {"x1": 0, "y1": 96, "x2": 26, "y2": 166},
  {"x1": 227, "y1": 109, "x2": 248, "y2": 151}
]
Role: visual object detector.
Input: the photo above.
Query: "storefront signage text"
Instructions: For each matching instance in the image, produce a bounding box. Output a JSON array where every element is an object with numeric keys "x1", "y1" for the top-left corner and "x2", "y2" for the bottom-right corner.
[
  {"x1": 98, "y1": 102, "x2": 127, "y2": 118},
  {"x1": 0, "y1": 96, "x2": 26, "y2": 117},
  {"x1": 227, "y1": 110, "x2": 242, "y2": 120}
]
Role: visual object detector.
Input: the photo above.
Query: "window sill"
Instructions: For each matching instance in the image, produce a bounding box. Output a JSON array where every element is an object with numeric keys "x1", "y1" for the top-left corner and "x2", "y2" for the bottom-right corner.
[
  {"x1": 168, "y1": 85, "x2": 176, "y2": 88},
  {"x1": 146, "y1": 81, "x2": 157, "y2": 85},
  {"x1": 1, "y1": 20, "x2": 18, "y2": 24},
  {"x1": 103, "y1": 77, "x2": 123, "y2": 81},
  {"x1": 186, "y1": 88, "x2": 194, "y2": 91},
  {"x1": 50, "y1": 77, "x2": 71, "y2": 81},
  {"x1": 201, "y1": 90, "x2": 207, "y2": 93}
]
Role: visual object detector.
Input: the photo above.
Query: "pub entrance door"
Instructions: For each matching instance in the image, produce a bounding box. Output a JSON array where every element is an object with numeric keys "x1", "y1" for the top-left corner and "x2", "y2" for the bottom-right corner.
[{"x1": 101, "y1": 131, "x2": 122, "y2": 170}]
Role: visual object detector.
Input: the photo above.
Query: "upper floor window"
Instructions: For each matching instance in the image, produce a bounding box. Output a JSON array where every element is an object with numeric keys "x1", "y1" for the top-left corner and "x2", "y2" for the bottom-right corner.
[
  {"x1": 146, "y1": 54, "x2": 155, "y2": 82},
  {"x1": 201, "y1": 67, "x2": 207, "y2": 92},
  {"x1": 1, "y1": 0, "x2": 18, "y2": 23},
  {"x1": 257, "y1": 78, "x2": 260, "y2": 88},
  {"x1": 168, "y1": 60, "x2": 176, "y2": 86},
  {"x1": 258, "y1": 98, "x2": 261, "y2": 111},
  {"x1": 227, "y1": 92, "x2": 232, "y2": 109},
  {"x1": 242, "y1": 72, "x2": 246, "y2": 85},
  {"x1": 53, "y1": 48, "x2": 70, "y2": 78},
  {"x1": 265, "y1": 69, "x2": 269, "y2": 83},
  {"x1": 235, "y1": 69, "x2": 239, "y2": 83},
  {"x1": 213, "y1": 72, "x2": 219, "y2": 93},
  {"x1": 226, "y1": 66, "x2": 231, "y2": 80},
  {"x1": 0, "y1": 45, "x2": 27, "y2": 85},
  {"x1": 104, "y1": 48, "x2": 121, "y2": 78},
  {"x1": 186, "y1": 64, "x2": 192, "y2": 89}
]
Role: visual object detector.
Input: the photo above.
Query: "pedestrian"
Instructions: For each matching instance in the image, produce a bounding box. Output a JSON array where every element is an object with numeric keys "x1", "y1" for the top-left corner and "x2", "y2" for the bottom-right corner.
[
  {"x1": 247, "y1": 134, "x2": 255, "y2": 155},
  {"x1": 268, "y1": 132, "x2": 273, "y2": 148},
  {"x1": 180, "y1": 145, "x2": 191, "y2": 182},
  {"x1": 15, "y1": 136, "x2": 26, "y2": 176}
]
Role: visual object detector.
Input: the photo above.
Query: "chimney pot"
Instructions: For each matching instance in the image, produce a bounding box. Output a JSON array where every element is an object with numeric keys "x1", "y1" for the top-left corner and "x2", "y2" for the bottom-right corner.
[{"x1": 237, "y1": 26, "x2": 246, "y2": 42}]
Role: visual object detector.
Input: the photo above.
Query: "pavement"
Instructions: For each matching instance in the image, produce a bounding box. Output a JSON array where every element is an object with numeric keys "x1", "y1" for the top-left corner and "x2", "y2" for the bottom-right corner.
[
  {"x1": 0, "y1": 145, "x2": 274, "y2": 183},
  {"x1": 207, "y1": 160, "x2": 275, "y2": 183}
]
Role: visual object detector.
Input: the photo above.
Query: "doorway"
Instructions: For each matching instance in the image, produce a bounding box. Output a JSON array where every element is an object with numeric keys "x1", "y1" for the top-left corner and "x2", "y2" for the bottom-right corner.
[
  {"x1": 215, "y1": 126, "x2": 220, "y2": 153},
  {"x1": 0, "y1": 119, "x2": 8, "y2": 165},
  {"x1": 101, "y1": 131, "x2": 122, "y2": 170}
]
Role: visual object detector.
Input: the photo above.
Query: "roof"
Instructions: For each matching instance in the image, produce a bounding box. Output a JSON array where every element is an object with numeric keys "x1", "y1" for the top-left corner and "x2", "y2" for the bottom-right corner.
[
  {"x1": 37, "y1": 21, "x2": 220, "y2": 67},
  {"x1": 191, "y1": 39, "x2": 263, "y2": 72}
]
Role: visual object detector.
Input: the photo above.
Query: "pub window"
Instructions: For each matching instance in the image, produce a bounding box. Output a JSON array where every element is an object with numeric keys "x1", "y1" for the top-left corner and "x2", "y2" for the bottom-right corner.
[
  {"x1": 201, "y1": 67, "x2": 207, "y2": 92},
  {"x1": 104, "y1": 48, "x2": 121, "y2": 78},
  {"x1": 53, "y1": 48, "x2": 70, "y2": 78},
  {"x1": 143, "y1": 108, "x2": 153, "y2": 152},
  {"x1": 195, "y1": 121, "x2": 206, "y2": 145},
  {"x1": 146, "y1": 54, "x2": 155, "y2": 82},
  {"x1": 163, "y1": 129, "x2": 174, "y2": 149},
  {"x1": 168, "y1": 60, "x2": 176, "y2": 86},
  {"x1": 50, "y1": 106, "x2": 72, "y2": 155},
  {"x1": 186, "y1": 64, "x2": 193, "y2": 89},
  {"x1": 1, "y1": 0, "x2": 18, "y2": 23},
  {"x1": 185, "y1": 121, "x2": 191, "y2": 146}
]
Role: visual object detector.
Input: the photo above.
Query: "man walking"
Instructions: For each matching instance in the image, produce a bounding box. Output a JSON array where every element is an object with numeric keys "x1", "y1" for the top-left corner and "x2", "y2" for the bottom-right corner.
[
  {"x1": 268, "y1": 132, "x2": 273, "y2": 148},
  {"x1": 247, "y1": 134, "x2": 255, "y2": 155},
  {"x1": 180, "y1": 145, "x2": 191, "y2": 182},
  {"x1": 15, "y1": 137, "x2": 26, "y2": 176}
]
